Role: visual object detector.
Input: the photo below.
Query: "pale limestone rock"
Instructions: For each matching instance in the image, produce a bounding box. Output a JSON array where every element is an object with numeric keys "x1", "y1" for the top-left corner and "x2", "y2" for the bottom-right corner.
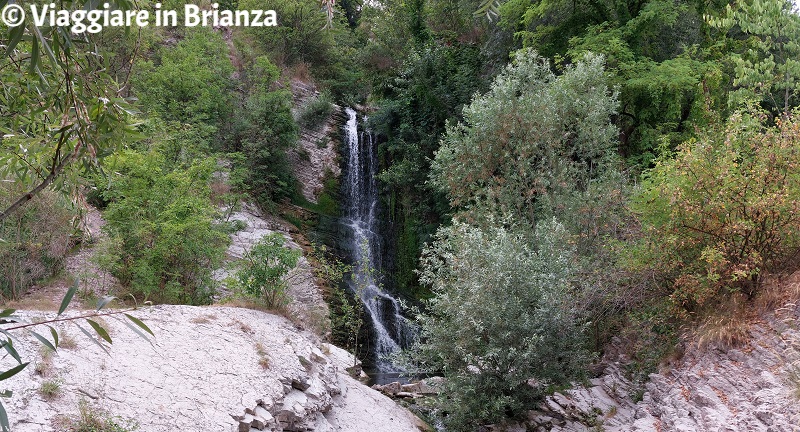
[{"x1": 2, "y1": 306, "x2": 425, "y2": 432}]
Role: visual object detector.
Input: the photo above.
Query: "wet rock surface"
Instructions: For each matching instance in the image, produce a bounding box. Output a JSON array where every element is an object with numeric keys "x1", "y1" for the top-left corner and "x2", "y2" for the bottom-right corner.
[{"x1": 3, "y1": 306, "x2": 426, "y2": 432}]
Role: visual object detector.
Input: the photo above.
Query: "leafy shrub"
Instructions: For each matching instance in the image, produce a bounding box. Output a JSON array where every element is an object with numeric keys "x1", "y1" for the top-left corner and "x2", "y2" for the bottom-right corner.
[
  {"x1": 132, "y1": 27, "x2": 233, "y2": 128},
  {"x1": 99, "y1": 150, "x2": 228, "y2": 305},
  {"x1": 411, "y1": 220, "x2": 590, "y2": 430},
  {"x1": 635, "y1": 110, "x2": 800, "y2": 314},
  {"x1": 234, "y1": 233, "x2": 301, "y2": 308},
  {"x1": 68, "y1": 400, "x2": 138, "y2": 432},
  {"x1": 0, "y1": 187, "x2": 74, "y2": 299},
  {"x1": 228, "y1": 57, "x2": 299, "y2": 208},
  {"x1": 298, "y1": 93, "x2": 334, "y2": 129},
  {"x1": 239, "y1": 0, "x2": 333, "y2": 67}
]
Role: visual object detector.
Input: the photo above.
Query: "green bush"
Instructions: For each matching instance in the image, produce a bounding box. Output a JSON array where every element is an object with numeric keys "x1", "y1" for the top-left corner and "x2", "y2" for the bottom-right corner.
[
  {"x1": 298, "y1": 93, "x2": 334, "y2": 129},
  {"x1": 234, "y1": 233, "x2": 301, "y2": 308},
  {"x1": 635, "y1": 110, "x2": 800, "y2": 315},
  {"x1": 229, "y1": 57, "x2": 300, "y2": 208},
  {"x1": 132, "y1": 27, "x2": 234, "y2": 128},
  {"x1": 411, "y1": 220, "x2": 590, "y2": 430},
  {"x1": 431, "y1": 49, "x2": 619, "y2": 229},
  {"x1": 99, "y1": 150, "x2": 228, "y2": 305}
]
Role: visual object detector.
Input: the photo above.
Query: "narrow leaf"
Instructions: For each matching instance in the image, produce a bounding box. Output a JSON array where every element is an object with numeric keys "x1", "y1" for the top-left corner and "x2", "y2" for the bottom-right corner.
[
  {"x1": 29, "y1": 36, "x2": 39, "y2": 75},
  {"x1": 0, "y1": 362, "x2": 29, "y2": 381},
  {"x1": 28, "y1": 330, "x2": 56, "y2": 352},
  {"x1": 124, "y1": 314, "x2": 153, "y2": 336},
  {"x1": 0, "y1": 399, "x2": 8, "y2": 432},
  {"x1": 0, "y1": 340, "x2": 21, "y2": 364},
  {"x1": 0, "y1": 310, "x2": 15, "y2": 319},
  {"x1": 115, "y1": 316, "x2": 152, "y2": 346},
  {"x1": 31, "y1": 25, "x2": 57, "y2": 66},
  {"x1": 48, "y1": 326, "x2": 58, "y2": 349},
  {"x1": 0, "y1": 390, "x2": 11, "y2": 398},
  {"x1": 85, "y1": 319, "x2": 112, "y2": 344},
  {"x1": 95, "y1": 296, "x2": 116, "y2": 311},
  {"x1": 75, "y1": 323, "x2": 109, "y2": 355},
  {"x1": 4, "y1": 24, "x2": 25, "y2": 57},
  {"x1": 58, "y1": 280, "x2": 78, "y2": 316}
]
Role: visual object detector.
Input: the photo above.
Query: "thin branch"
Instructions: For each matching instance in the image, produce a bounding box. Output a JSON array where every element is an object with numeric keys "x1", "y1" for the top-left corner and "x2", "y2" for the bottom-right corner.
[{"x1": 3, "y1": 307, "x2": 142, "y2": 332}]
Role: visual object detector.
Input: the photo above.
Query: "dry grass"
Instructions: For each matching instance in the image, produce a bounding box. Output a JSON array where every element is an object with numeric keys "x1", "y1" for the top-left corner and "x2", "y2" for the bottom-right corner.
[
  {"x1": 289, "y1": 62, "x2": 312, "y2": 82},
  {"x1": 59, "y1": 331, "x2": 78, "y2": 350},
  {"x1": 209, "y1": 181, "x2": 231, "y2": 206},
  {"x1": 756, "y1": 271, "x2": 800, "y2": 312},
  {"x1": 255, "y1": 342, "x2": 270, "y2": 369},
  {"x1": 233, "y1": 319, "x2": 252, "y2": 334},
  {"x1": 2, "y1": 291, "x2": 60, "y2": 311},
  {"x1": 787, "y1": 362, "x2": 800, "y2": 400},
  {"x1": 191, "y1": 314, "x2": 217, "y2": 324},
  {"x1": 692, "y1": 295, "x2": 752, "y2": 350},
  {"x1": 35, "y1": 346, "x2": 55, "y2": 377}
]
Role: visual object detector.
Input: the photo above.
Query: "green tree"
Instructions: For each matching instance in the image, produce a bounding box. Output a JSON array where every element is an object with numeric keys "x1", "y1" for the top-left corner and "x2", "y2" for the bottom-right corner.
[
  {"x1": 371, "y1": 42, "x2": 489, "y2": 295},
  {"x1": 0, "y1": 0, "x2": 138, "y2": 221},
  {"x1": 99, "y1": 150, "x2": 228, "y2": 305},
  {"x1": 707, "y1": 0, "x2": 800, "y2": 114},
  {"x1": 132, "y1": 27, "x2": 234, "y2": 128},
  {"x1": 430, "y1": 49, "x2": 618, "y2": 228},
  {"x1": 411, "y1": 219, "x2": 589, "y2": 430},
  {"x1": 227, "y1": 56, "x2": 299, "y2": 208}
]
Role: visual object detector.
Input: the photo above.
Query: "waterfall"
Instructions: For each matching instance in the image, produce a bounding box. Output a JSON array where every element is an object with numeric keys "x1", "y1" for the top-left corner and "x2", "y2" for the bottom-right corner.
[{"x1": 342, "y1": 107, "x2": 412, "y2": 373}]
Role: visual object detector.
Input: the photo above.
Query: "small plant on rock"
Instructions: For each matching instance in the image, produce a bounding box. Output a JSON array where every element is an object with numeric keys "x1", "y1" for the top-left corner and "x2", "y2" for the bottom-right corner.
[
  {"x1": 69, "y1": 400, "x2": 138, "y2": 432},
  {"x1": 39, "y1": 379, "x2": 62, "y2": 400}
]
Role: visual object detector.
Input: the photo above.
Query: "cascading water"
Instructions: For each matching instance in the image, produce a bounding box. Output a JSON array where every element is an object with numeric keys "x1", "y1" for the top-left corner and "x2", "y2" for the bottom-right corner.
[{"x1": 341, "y1": 107, "x2": 413, "y2": 375}]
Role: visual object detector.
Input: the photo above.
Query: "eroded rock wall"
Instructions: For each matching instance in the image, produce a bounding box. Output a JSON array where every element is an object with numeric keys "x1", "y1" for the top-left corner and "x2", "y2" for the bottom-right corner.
[{"x1": 287, "y1": 79, "x2": 345, "y2": 204}]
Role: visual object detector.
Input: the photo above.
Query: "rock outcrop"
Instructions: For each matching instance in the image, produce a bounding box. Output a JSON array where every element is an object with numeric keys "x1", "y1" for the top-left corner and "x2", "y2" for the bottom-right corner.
[
  {"x1": 287, "y1": 79, "x2": 345, "y2": 204},
  {"x1": 3, "y1": 306, "x2": 427, "y2": 432},
  {"x1": 213, "y1": 203, "x2": 330, "y2": 336},
  {"x1": 503, "y1": 298, "x2": 800, "y2": 432}
]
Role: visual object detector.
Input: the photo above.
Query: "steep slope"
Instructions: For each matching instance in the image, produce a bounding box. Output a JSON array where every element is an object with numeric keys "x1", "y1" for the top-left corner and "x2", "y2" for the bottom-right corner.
[{"x1": 513, "y1": 278, "x2": 800, "y2": 431}]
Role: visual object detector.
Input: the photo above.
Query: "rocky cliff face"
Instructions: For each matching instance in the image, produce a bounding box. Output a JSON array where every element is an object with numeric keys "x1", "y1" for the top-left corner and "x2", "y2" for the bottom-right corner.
[
  {"x1": 287, "y1": 80, "x2": 345, "y2": 204},
  {"x1": 504, "y1": 288, "x2": 800, "y2": 432},
  {"x1": 3, "y1": 306, "x2": 428, "y2": 432}
]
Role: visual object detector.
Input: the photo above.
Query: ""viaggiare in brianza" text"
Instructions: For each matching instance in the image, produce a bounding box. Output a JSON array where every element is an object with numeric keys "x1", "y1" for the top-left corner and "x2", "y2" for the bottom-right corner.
[{"x1": 24, "y1": 3, "x2": 277, "y2": 33}]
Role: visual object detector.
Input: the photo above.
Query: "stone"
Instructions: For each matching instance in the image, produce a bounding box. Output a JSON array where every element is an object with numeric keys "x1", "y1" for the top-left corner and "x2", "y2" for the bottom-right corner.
[
  {"x1": 292, "y1": 376, "x2": 311, "y2": 391},
  {"x1": 251, "y1": 415, "x2": 268, "y2": 430},
  {"x1": 377, "y1": 382, "x2": 402, "y2": 396}
]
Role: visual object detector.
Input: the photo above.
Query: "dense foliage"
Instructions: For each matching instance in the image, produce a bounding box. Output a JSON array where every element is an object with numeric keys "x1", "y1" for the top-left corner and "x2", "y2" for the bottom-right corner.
[
  {"x1": 99, "y1": 150, "x2": 228, "y2": 305},
  {"x1": 413, "y1": 220, "x2": 589, "y2": 430},
  {"x1": 232, "y1": 233, "x2": 301, "y2": 308},
  {"x1": 431, "y1": 50, "x2": 618, "y2": 227},
  {"x1": 636, "y1": 111, "x2": 800, "y2": 314},
  {"x1": 3, "y1": 0, "x2": 800, "y2": 430},
  {"x1": 0, "y1": 188, "x2": 74, "y2": 299}
]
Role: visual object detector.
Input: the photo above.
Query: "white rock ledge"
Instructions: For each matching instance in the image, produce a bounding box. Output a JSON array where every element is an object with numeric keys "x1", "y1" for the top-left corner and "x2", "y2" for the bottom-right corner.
[{"x1": 2, "y1": 306, "x2": 427, "y2": 432}]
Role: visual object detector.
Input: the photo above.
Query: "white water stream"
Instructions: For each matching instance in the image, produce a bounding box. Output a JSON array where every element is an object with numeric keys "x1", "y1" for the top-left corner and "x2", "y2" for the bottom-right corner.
[{"x1": 342, "y1": 107, "x2": 412, "y2": 373}]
